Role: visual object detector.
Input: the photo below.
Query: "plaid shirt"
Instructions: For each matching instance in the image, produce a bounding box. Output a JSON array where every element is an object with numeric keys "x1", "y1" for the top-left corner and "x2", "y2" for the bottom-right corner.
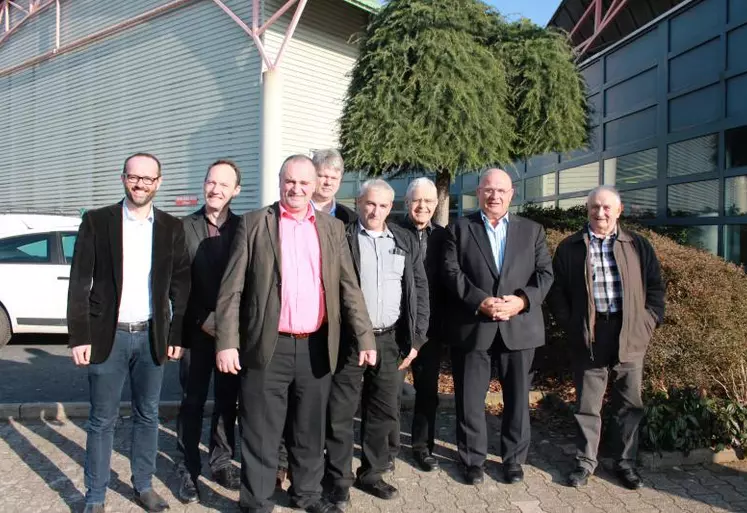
[{"x1": 588, "y1": 225, "x2": 622, "y2": 313}]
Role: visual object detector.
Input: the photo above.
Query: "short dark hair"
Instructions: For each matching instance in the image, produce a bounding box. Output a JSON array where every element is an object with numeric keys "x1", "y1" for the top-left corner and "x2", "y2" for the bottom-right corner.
[
  {"x1": 205, "y1": 159, "x2": 241, "y2": 186},
  {"x1": 122, "y1": 152, "x2": 162, "y2": 176}
]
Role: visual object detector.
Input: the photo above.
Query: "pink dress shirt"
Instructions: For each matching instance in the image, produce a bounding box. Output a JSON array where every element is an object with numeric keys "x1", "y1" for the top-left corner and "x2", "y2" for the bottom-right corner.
[{"x1": 277, "y1": 203, "x2": 326, "y2": 334}]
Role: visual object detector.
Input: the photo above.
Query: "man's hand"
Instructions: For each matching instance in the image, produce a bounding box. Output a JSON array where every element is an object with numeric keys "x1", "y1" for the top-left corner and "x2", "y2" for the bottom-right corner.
[
  {"x1": 216, "y1": 348, "x2": 241, "y2": 374},
  {"x1": 358, "y1": 349, "x2": 377, "y2": 367},
  {"x1": 168, "y1": 345, "x2": 184, "y2": 360},
  {"x1": 71, "y1": 345, "x2": 91, "y2": 366},
  {"x1": 397, "y1": 348, "x2": 418, "y2": 371},
  {"x1": 201, "y1": 312, "x2": 216, "y2": 337},
  {"x1": 478, "y1": 297, "x2": 499, "y2": 317},
  {"x1": 492, "y1": 294, "x2": 527, "y2": 321}
]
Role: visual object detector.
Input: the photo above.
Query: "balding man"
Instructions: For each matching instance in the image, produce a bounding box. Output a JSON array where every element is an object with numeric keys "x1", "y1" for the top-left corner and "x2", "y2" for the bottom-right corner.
[
  {"x1": 215, "y1": 155, "x2": 375, "y2": 513},
  {"x1": 548, "y1": 186, "x2": 664, "y2": 490},
  {"x1": 442, "y1": 168, "x2": 553, "y2": 485}
]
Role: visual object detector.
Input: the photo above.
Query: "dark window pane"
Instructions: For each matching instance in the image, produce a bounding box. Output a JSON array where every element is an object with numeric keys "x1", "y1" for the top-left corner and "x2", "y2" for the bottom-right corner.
[
  {"x1": 525, "y1": 173, "x2": 556, "y2": 199},
  {"x1": 667, "y1": 134, "x2": 718, "y2": 177},
  {"x1": 667, "y1": 180, "x2": 719, "y2": 217},
  {"x1": 658, "y1": 225, "x2": 719, "y2": 255},
  {"x1": 604, "y1": 148, "x2": 658, "y2": 185},
  {"x1": 0, "y1": 234, "x2": 51, "y2": 263},
  {"x1": 461, "y1": 173, "x2": 479, "y2": 193},
  {"x1": 724, "y1": 225, "x2": 747, "y2": 267},
  {"x1": 558, "y1": 163, "x2": 599, "y2": 194},
  {"x1": 726, "y1": 126, "x2": 747, "y2": 169},
  {"x1": 725, "y1": 176, "x2": 747, "y2": 216},
  {"x1": 620, "y1": 187, "x2": 657, "y2": 218}
]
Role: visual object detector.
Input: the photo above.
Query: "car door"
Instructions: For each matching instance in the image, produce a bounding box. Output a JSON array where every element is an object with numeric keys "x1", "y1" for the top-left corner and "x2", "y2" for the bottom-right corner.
[{"x1": 50, "y1": 231, "x2": 78, "y2": 327}]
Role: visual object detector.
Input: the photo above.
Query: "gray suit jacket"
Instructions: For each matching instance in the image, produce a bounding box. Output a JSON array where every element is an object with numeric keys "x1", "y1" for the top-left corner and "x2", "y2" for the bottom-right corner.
[{"x1": 215, "y1": 202, "x2": 375, "y2": 371}]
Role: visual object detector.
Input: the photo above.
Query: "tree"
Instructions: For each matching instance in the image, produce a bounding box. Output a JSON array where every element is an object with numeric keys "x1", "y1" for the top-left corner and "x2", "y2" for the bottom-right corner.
[{"x1": 339, "y1": 0, "x2": 588, "y2": 225}]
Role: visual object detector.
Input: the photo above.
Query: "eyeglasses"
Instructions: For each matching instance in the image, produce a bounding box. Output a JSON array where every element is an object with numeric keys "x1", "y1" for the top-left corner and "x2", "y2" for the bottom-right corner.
[
  {"x1": 124, "y1": 174, "x2": 160, "y2": 186},
  {"x1": 479, "y1": 188, "x2": 512, "y2": 197}
]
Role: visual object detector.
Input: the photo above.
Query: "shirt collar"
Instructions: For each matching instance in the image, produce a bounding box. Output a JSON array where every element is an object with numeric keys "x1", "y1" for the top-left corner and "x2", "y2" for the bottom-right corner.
[
  {"x1": 279, "y1": 202, "x2": 316, "y2": 222},
  {"x1": 587, "y1": 223, "x2": 617, "y2": 241},
  {"x1": 405, "y1": 215, "x2": 432, "y2": 234},
  {"x1": 358, "y1": 221, "x2": 393, "y2": 239},
  {"x1": 480, "y1": 211, "x2": 509, "y2": 229},
  {"x1": 122, "y1": 202, "x2": 154, "y2": 223}
]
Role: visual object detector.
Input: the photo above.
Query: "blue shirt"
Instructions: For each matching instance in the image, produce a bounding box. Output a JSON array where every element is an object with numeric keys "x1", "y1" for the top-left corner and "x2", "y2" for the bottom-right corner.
[{"x1": 481, "y1": 211, "x2": 509, "y2": 274}]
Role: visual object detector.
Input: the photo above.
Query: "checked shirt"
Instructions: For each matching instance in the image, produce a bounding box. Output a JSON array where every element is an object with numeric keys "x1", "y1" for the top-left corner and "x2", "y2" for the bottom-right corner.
[{"x1": 588, "y1": 225, "x2": 622, "y2": 314}]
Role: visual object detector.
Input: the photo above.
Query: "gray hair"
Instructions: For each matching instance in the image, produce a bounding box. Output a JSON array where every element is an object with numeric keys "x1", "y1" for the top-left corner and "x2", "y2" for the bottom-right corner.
[
  {"x1": 405, "y1": 177, "x2": 437, "y2": 205},
  {"x1": 357, "y1": 179, "x2": 395, "y2": 201},
  {"x1": 311, "y1": 148, "x2": 344, "y2": 175},
  {"x1": 587, "y1": 185, "x2": 621, "y2": 205}
]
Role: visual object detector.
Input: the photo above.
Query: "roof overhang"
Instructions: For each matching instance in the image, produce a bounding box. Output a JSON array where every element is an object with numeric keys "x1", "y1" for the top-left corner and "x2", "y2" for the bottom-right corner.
[{"x1": 342, "y1": 0, "x2": 380, "y2": 13}]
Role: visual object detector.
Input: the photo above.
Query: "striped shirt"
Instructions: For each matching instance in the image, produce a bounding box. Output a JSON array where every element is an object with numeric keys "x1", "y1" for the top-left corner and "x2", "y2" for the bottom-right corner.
[
  {"x1": 481, "y1": 211, "x2": 509, "y2": 274},
  {"x1": 588, "y1": 225, "x2": 622, "y2": 313}
]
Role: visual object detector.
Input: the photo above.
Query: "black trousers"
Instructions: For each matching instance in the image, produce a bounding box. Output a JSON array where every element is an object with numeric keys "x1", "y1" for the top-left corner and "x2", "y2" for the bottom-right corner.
[
  {"x1": 452, "y1": 336, "x2": 534, "y2": 468},
  {"x1": 326, "y1": 331, "x2": 400, "y2": 488},
  {"x1": 574, "y1": 314, "x2": 644, "y2": 472},
  {"x1": 238, "y1": 331, "x2": 331, "y2": 513},
  {"x1": 176, "y1": 334, "x2": 240, "y2": 481}
]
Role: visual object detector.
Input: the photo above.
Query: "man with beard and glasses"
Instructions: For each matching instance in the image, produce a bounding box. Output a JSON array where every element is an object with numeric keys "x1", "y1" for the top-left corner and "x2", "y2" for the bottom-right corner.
[
  {"x1": 175, "y1": 160, "x2": 243, "y2": 503},
  {"x1": 67, "y1": 153, "x2": 191, "y2": 513}
]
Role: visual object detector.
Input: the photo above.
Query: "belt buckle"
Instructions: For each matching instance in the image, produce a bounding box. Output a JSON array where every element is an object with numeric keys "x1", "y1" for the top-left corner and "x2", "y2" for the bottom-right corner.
[{"x1": 128, "y1": 322, "x2": 137, "y2": 333}]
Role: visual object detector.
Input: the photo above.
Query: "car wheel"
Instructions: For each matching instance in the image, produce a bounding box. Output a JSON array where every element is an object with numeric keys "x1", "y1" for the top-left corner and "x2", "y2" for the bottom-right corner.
[{"x1": 0, "y1": 305, "x2": 10, "y2": 350}]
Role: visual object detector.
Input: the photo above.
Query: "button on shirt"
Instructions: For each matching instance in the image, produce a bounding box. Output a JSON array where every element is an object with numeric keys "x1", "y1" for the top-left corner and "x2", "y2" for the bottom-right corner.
[
  {"x1": 588, "y1": 225, "x2": 622, "y2": 313},
  {"x1": 481, "y1": 212, "x2": 509, "y2": 274},
  {"x1": 278, "y1": 203, "x2": 326, "y2": 334},
  {"x1": 118, "y1": 203, "x2": 154, "y2": 323},
  {"x1": 358, "y1": 224, "x2": 404, "y2": 329}
]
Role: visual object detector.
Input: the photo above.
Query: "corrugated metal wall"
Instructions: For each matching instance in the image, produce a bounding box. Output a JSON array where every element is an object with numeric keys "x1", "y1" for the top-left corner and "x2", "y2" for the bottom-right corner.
[{"x1": 0, "y1": 0, "x2": 262, "y2": 216}]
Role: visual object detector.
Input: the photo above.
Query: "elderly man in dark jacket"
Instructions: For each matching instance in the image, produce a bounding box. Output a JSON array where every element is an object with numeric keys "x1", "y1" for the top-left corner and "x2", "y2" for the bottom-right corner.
[{"x1": 549, "y1": 185, "x2": 665, "y2": 491}]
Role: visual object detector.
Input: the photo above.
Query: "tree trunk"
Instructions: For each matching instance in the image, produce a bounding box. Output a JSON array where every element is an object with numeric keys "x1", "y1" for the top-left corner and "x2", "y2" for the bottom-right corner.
[{"x1": 434, "y1": 170, "x2": 451, "y2": 227}]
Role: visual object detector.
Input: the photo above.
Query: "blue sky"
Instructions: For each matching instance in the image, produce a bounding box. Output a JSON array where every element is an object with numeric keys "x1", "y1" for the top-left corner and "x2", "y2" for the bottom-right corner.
[{"x1": 485, "y1": 0, "x2": 560, "y2": 25}]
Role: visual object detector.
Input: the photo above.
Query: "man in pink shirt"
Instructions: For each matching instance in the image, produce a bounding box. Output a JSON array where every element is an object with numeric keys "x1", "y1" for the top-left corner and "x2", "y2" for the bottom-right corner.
[{"x1": 214, "y1": 155, "x2": 376, "y2": 513}]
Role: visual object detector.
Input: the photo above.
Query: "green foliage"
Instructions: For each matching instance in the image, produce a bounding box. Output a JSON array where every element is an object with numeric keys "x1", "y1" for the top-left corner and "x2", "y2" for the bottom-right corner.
[
  {"x1": 521, "y1": 204, "x2": 588, "y2": 232},
  {"x1": 713, "y1": 400, "x2": 747, "y2": 452}
]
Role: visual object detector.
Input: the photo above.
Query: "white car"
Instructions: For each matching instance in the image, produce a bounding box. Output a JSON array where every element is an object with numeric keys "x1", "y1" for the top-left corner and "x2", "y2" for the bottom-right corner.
[{"x1": 0, "y1": 213, "x2": 82, "y2": 348}]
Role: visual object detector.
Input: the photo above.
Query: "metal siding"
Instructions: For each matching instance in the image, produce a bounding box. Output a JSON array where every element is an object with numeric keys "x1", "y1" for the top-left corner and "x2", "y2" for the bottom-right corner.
[
  {"x1": 0, "y1": 4, "x2": 56, "y2": 69},
  {"x1": 0, "y1": 0, "x2": 262, "y2": 216}
]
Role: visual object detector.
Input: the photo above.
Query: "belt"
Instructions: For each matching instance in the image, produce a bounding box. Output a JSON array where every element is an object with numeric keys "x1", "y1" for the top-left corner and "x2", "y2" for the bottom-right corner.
[
  {"x1": 372, "y1": 324, "x2": 396, "y2": 336},
  {"x1": 279, "y1": 331, "x2": 312, "y2": 339},
  {"x1": 596, "y1": 311, "x2": 621, "y2": 320},
  {"x1": 117, "y1": 320, "x2": 150, "y2": 333}
]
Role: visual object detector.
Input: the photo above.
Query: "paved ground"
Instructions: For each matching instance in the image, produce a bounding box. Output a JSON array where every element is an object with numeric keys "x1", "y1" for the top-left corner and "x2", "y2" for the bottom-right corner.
[{"x1": 2, "y1": 410, "x2": 746, "y2": 513}]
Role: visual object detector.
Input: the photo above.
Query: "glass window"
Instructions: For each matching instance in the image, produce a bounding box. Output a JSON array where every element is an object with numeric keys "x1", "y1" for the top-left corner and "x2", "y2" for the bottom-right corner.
[
  {"x1": 388, "y1": 178, "x2": 408, "y2": 198},
  {"x1": 620, "y1": 187, "x2": 657, "y2": 218},
  {"x1": 461, "y1": 173, "x2": 479, "y2": 194},
  {"x1": 558, "y1": 196, "x2": 587, "y2": 209},
  {"x1": 61, "y1": 233, "x2": 77, "y2": 264},
  {"x1": 0, "y1": 234, "x2": 51, "y2": 263},
  {"x1": 725, "y1": 176, "x2": 747, "y2": 216},
  {"x1": 525, "y1": 172, "x2": 556, "y2": 199},
  {"x1": 667, "y1": 180, "x2": 719, "y2": 217},
  {"x1": 337, "y1": 180, "x2": 358, "y2": 200},
  {"x1": 460, "y1": 194, "x2": 479, "y2": 213},
  {"x1": 667, "y1": 133, "x2": 718, "y2": 177},
  {"x1": 604, "y1": 148, "x2": 658, "y2": 185},
  {"x1": 558, "y1": 163, "x2": 599, "y2": 194},
  {"x1": 726, "y1": 126, "x2": 747, "y2": 169},
  {"x1": 724, "y1": 225, "x2": 747, "y2": 267}
]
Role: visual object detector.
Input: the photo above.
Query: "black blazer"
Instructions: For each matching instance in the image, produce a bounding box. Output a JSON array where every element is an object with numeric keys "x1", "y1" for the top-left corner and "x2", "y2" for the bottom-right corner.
[
  {"x1": 442, "y1": 212, "x2": 553, "y2": 351},
  {"x1": 67, "y1": 202, "x2": 191, "y2": 364},
  {"x1": 345, "y1": 222, "x2": 430, "y2": 354},
  {"x1": 334, "y1": 202, "x2": 357, "y2": 225},
  {"x1": 181, "y1": 207, "x2": 240, "y2": 348}
]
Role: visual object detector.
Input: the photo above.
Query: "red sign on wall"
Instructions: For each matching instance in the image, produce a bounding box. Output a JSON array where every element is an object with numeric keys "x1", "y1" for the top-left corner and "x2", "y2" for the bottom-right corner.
[{"x1": 175, "y1": 195, "x2": 199, "y2": 206}]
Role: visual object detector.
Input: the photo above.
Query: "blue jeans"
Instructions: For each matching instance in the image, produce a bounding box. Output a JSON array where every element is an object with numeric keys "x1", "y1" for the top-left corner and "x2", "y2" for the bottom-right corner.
[{"x1": 84, "y1": 328, "x2": 165, "y2": 505}]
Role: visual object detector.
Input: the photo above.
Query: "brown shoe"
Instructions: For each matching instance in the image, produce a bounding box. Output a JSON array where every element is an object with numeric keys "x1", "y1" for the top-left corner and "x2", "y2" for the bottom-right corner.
[{"x1": 276, "y1": 468, "x2": 287, "y2": 489}]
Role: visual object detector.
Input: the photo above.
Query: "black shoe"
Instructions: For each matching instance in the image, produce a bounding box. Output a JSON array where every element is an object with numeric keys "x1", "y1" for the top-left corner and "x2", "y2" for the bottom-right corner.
[
  {"x1": 463, "y1": 465, "x2": 484, "y2": 485},
  {"x1": 413, "y1": 451, "x2": 439, "y2": 472},
  {"x1": 327, "y1": 486, "x2": 350, "y2": 511},
  {"x1": 134, "y1": 489, "x2": 169, "y2": 512},
  {"x1": 382, "y1": 458, "x2": 395, "y2": 474},
  {"x1": 616, "y1": 468, "x2": 643, "y2": 490},
  {"x1": 354, "y1": 478, "x2": 399, "y2": 500},
  {"x1": 177, "y1": 473, "x2": 199, "y2": 504},
  {"x1": 83, "y1": 505, "x2": 106, "y2": 513},
  {"x1": 304, "y1": 498, "x2": 344, "y2": 513},
  {"x1": 567, "y1": 467, "x2": 591, "y2": 487},
  {"x1": 504, "y1": 463, "x2": 524, "y2": 484},
  {"x1": 213, "y1": 466, "x2": 240, "y2": 490}
]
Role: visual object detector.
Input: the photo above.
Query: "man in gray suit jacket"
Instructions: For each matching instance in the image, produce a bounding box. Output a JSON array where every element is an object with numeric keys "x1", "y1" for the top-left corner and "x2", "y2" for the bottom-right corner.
[
  {"x1": 442, "y1": 168, "x2": 553, "y2": 486},
  {"x1": 215, "y1": 155, "x2": 376, "y2": 513}
]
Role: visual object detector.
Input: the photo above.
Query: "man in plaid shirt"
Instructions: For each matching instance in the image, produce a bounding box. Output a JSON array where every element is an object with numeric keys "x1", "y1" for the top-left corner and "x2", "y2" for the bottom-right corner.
[{"x1": 549, "y1": 185, "x2": 665, "y2": 491}]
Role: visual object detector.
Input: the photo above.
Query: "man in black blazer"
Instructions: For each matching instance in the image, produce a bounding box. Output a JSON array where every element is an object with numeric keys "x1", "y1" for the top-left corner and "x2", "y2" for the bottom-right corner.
[
  {"x1": 442, "y1": 168, "x2": 553, "y2": 486},
  {"x1": 67, "y1": 153, "x2": 191, "y2": 513},
  {"x1": 175, "y1": 160, "x2": 242, "y2": 503}
]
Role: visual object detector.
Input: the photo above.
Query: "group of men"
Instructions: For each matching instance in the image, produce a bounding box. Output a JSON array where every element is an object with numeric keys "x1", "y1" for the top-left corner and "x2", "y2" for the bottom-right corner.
[{"x1": 67, "y1": 149, "x2": 665, "y2": 513}]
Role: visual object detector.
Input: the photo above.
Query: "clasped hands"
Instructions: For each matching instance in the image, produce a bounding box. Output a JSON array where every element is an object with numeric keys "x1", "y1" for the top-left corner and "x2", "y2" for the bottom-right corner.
[{"x1": 479, "y1": 294, "x2": 527, "y2": 322}]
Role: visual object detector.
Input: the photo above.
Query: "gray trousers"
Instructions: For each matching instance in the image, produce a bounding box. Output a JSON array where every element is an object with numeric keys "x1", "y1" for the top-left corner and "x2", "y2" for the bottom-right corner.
[{"x1": 573, "y1": 314, "x2": 644, "y2": 472}]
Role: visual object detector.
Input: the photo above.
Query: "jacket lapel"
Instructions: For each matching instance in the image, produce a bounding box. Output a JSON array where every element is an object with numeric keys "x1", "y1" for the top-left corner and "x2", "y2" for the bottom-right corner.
[
  {"x1": 266, "y1": 204, "x2": 281, "y2": 275},
  {"x1": 499, "y1": 217, "x2": 520, "y2": 279},
  {"x1": 345, "y1": 224, "x2": 361, "y2": 277},
  {"x1": 109, "y1": 202, "x2": 124, "y2": 302},
  {"x1": 189, "y1": 207, "x2": 208, "y2": 243},
  {"x1": 468, "y1": 213, "x2": 500, "y2": 280}
]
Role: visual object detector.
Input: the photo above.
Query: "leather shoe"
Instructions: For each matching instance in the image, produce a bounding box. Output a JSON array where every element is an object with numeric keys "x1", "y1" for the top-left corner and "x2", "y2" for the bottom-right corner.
[
  {"x1": 304, "y1": 498, "x2": 345, "y2": 513},
  {"x1": 213, "y1": 466, "x2": 240, "y2": 490},
  {"x1": 354, "y1": 478, "x2": 399, "y2": 500},
  {"x1": 463, "y1": 465, "x2": 484, "y2": 485},
  {"x1": 134, "y1": 489, "x2": 169, "y2": 512},
  {"x1": 327, "y1": 486, "x2": 350, "y2": 511},
  {"x1": 83, "y1": 505, "x2": 106, "y2": 513},
  {"x1": 567, "y1": 467, "x2": 591, "y2": 487},
  {"x1": 413, "y1": 451, "x2": 439, "y2": 472},
  {"x1": 177, "y1": 472, "x2": 199, "y2": 504},
  {"x1": 504, "y1": 463, "x2": 524, "y2": 484},
  {"x1": 616, "y1": 468, "x2": 643, "y2": 490}
]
